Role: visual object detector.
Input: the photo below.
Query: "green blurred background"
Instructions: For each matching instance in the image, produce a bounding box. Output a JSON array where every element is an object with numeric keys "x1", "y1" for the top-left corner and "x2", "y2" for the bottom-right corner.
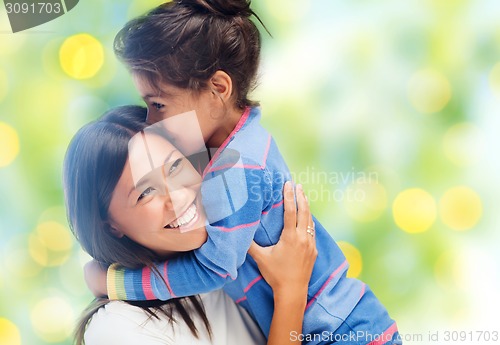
[{"x1": 1, "y1": 0, "x2": 499, "y2": 344}]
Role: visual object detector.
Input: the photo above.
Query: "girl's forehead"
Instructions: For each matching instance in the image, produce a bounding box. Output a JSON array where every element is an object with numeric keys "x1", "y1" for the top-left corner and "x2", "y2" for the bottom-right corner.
[
  {"x1": 133, "y1": 73, "x2": 161, "y2": 96},
  {"x1": 132, "y1": 73, "x2": 180, "y2": 98}
]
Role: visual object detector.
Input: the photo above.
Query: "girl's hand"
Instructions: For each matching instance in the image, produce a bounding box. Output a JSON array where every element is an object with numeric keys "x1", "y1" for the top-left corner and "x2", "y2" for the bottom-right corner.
[
  {"x1": 248, "y1": 181, "x2": 317, "y2": 299},
  {"x1": 84, "y1": 260, "x2": 108, "y2": 298}
]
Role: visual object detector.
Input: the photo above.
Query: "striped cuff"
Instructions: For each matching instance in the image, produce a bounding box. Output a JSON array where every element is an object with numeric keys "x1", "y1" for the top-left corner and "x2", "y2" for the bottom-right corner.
[{"x1": 107, "y1": 263, "x2": 127, "y2": 300}]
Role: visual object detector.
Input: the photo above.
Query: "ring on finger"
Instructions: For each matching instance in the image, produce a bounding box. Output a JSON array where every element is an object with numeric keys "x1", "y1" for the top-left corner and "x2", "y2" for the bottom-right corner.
[{"x1": 306, "y1": 226, "x2": 315, "y2": 236}]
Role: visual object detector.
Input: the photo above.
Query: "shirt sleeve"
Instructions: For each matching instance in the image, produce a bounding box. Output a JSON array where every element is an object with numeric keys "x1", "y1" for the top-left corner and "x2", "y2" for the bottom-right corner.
[{"x1": 107, "y1": 152, "x2": 273, "y2": 301}]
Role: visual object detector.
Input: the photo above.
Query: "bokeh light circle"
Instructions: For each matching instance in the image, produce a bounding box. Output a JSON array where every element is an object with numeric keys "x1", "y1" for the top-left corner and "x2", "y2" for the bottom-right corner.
[
  {"x1": 0, "y1": 122, "x2": 20, "y2": 168},
  {"x1": 29, "y1": 221, "x2": 73, "y2": 267},
  {"x1": 337, "y1": 241, "x2": 363, "y2": 278},
  {"x1": 0, "y1": 318, "x2": 21, "y2": 345},
  {"x1": 59, "y1": 34, "x2": 104, "y2": 79},
  {"x1": 439, "y1": 186, "x2": 482, "y2": 231},
  {"x1": 31, "y1": 297, "x2": 75, "y2": 343},
  {"x1": 408, "y1": 69, "x2": 452, "y2": 114},
  {"x1": 393, "y1": 188, "x2": 436, "y2": 233}
]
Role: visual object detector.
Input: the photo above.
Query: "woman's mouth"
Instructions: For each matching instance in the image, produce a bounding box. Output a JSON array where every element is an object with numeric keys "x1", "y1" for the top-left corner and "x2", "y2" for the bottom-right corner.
[{"x1": 164, "y1": 203, "x2": 199, "y2": 230}]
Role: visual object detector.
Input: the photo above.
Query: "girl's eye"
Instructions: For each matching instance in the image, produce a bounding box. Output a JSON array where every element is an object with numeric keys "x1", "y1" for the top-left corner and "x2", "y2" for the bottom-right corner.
[
  {"x1": 168, "y1": 158, "x2": 183, "y2": 175},
  {"x1": 138, "y1": 187, "x2": 155, "y2": 201},
  {"x1": 152, "y1": 102, "x2": 164, "y2": 110}
]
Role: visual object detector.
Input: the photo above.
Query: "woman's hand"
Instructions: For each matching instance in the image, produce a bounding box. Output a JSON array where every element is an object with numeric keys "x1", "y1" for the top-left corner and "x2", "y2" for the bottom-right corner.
[
  {"x1": 248, "y1": 181, "x2": 317, "y2": 344},
  {"x1": 248, "y1": 181, "x2": 317, "y2": 297}
]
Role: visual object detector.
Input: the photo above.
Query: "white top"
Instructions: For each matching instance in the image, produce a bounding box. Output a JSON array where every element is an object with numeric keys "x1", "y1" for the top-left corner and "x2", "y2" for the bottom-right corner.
[{"x1": 84, "y1": 289, "x2": 266, "y2": 345}]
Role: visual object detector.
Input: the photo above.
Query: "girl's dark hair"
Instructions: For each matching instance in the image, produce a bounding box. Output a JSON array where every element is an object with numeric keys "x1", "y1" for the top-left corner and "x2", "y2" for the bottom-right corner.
[
  {"x1": 114, "y1": 0, "x2": 269, "y2": 109},
  {"x1": 63, "y1": 105, "x2": 211, "y2": 344}
]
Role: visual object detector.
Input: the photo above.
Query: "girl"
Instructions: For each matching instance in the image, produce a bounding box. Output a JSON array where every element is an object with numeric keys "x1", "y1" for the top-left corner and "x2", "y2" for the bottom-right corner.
[
  {"x1": 88, "y1": 1, "x2": 401, "y2": 344},
  {"x1": 64, "y1": 105, "x2": 317, "y2": 344}
]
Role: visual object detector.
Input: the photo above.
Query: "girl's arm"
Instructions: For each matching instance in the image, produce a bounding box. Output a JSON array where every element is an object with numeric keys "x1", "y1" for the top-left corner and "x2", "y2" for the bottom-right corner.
[
  {"x1": 85, "y1": 183, "x2": 317, "y2": 345},
  {"x1": 249, "y1": 183, "x2": 317, "y2": 345},
  {"x1": 86, "y1": 154, "x2": 274, "y2": 300}
]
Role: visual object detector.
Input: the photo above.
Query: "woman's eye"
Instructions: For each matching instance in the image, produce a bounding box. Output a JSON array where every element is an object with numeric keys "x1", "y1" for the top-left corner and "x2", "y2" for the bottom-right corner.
[
  {"x1": 168, "y1": 158, "x2": 183, "y2": 175},
  {"x1": 151, "y1": 102, "x2": 164, "y2": 110},
  {"x1": 138, "y1": 187, "x2": 155, "y2": 201}
]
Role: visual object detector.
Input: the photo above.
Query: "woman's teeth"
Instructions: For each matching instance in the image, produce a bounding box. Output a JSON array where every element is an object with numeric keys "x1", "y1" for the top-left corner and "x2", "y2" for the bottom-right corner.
[{"x1": 166, "y1": 203, "x2": 197, "y2": 228}]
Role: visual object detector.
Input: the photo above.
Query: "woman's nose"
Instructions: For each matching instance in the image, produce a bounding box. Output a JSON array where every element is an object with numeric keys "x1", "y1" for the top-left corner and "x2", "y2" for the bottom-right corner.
[
  {"x1": 160, "y1": 191, "x2": 175, "y2": 210},
  {"x1": 160, "y1": 187, "x2": 186, "y2": 215},
  {"x1": 158, "y1": 164, "x2": 189, "y2": 214},
  {"x1": 159, "y1": 173, "x2": 183, "y2": 211}
]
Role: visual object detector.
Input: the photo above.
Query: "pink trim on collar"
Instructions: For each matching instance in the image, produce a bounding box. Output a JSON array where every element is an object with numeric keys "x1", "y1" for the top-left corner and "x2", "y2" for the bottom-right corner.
[{"x1": 202, "y1": 107, "x2": 251, "y2": 177}]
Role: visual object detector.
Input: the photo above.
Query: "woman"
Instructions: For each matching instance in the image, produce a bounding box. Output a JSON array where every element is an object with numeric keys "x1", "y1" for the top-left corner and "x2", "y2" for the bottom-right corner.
[{"x1": 63, "y1": 105, "x2": 316, "y2": 344}]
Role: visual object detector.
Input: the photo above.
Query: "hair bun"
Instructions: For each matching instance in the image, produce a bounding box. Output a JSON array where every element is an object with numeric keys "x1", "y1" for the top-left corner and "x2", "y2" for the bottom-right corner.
[{"x1": 177, "y1": 0, "x2": 253, "y2": 17}]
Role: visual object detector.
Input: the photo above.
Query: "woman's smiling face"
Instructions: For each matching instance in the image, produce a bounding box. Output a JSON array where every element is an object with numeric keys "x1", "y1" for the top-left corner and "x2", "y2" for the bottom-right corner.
[{"x1": 107, "y1": 132, "x2": 207, "y2": 257}]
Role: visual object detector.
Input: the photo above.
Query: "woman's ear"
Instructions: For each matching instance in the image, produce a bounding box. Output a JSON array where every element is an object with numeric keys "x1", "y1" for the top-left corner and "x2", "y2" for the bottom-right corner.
[
  {"x1": 209, "y1": 70, "x2": 233, "y2": 103},
  {"x1": 108, "y1": 224, "x2": 124, "y2": 238}
]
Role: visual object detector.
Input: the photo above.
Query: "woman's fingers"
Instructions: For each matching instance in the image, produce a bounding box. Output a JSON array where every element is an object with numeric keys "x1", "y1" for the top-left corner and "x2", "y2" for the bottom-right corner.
[
  {"x1": 247, "y1": 240, "x2": 273, "y2": 263},
  {"x1": 295, "y1": 184, "x2": 310, "y2": 233},
  {"x1": 282, "y1": 181, "x2": 296, "y2": 237},
  {"x1": 306, "y1": 200, "x2": 315, "y2": 239},
  {"x1": 308, "y1": 196, "x2": 315, "y2": 237},
  {"x1": 281, "y1": 181, "x2": 313, "y2": 241},
  {"x1": 247, "y1": 240, "x2": 261, "y2": 260}
]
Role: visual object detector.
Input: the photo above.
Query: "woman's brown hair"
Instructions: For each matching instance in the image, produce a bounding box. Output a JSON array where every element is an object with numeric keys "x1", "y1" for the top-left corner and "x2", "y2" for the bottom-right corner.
[
  {"x1": 114, "y1": 0, "x2": 269, "y2": 109},
  {"x1": 63, "y1": 105, "x2": 212, "y2": 344}
]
